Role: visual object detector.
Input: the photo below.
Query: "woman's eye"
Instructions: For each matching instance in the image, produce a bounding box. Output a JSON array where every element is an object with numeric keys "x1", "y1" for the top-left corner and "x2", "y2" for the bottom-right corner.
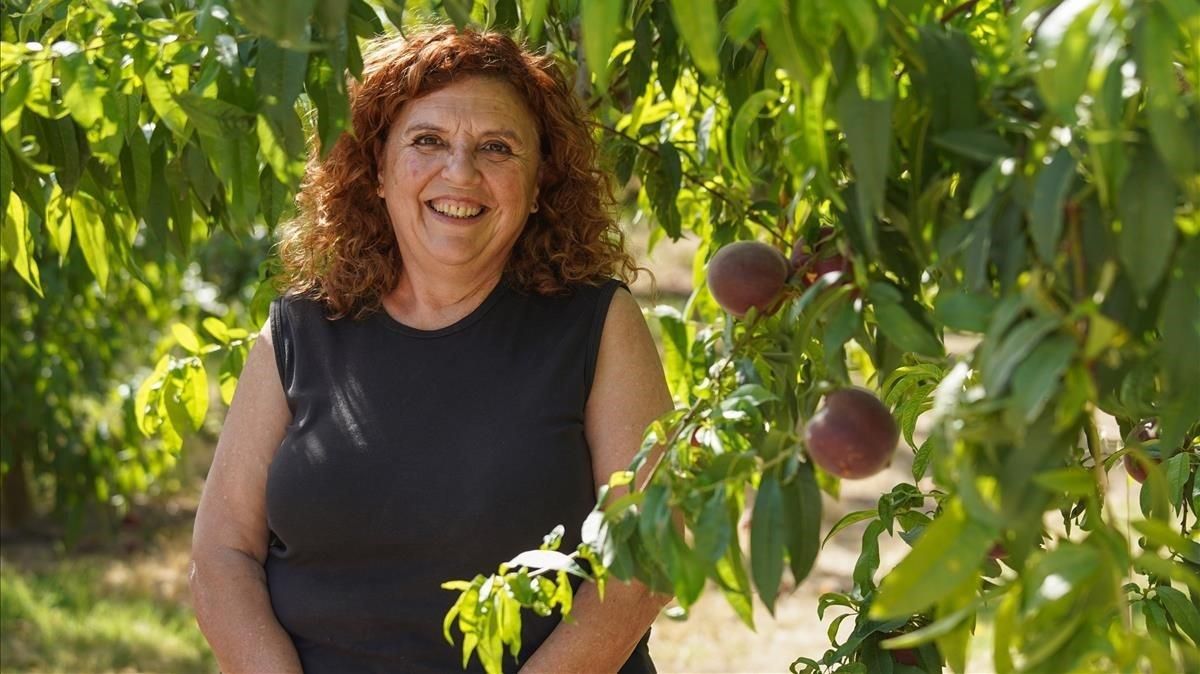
[
  {"x1": 413, "y1": 135, "x2": 441, "y2": 146},
  {"x1": 482, "y1": 141, "x2": 512, "y2": 154}
]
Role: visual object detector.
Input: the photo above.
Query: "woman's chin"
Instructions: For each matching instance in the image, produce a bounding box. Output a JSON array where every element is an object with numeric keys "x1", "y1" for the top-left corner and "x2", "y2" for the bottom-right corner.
[{"x1": 417, "y1": 243, "x2": 492, "y2": 269}]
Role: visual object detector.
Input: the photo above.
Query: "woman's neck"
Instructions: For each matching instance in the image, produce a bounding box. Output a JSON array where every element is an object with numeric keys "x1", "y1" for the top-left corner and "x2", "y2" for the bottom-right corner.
[{"x1": 382, "y1": 264, "x2": 505, "y2": 331}]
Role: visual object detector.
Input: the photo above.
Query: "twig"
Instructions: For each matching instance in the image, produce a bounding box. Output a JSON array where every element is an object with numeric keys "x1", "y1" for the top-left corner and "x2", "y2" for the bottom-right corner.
[
  {"x1": 939, "y1": 0, "x2": 983, "y2": 23},
  {"x1": 599, "y1": 123, "x2": 791, "y2": 248},
  {"x1": 633, "y1": 308, "x2": 781, "y2": 493},
  {"x1": 1085, "y1": 410, "x2": 1107, "y2": 506}
]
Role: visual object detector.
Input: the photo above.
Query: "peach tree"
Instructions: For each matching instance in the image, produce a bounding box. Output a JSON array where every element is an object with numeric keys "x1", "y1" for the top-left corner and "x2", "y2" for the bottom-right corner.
[{"x1": 4, "y1": 0, "x2": 1197, "y2": 672}]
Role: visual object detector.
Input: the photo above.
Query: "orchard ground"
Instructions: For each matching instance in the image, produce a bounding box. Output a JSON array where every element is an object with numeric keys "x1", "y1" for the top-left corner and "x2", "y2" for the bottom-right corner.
[{"x1": 1, "y1": 226, "x2": 1141, "y2": 674}]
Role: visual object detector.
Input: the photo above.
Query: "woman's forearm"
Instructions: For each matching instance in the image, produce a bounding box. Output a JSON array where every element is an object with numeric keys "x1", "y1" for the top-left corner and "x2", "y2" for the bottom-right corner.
[
  {"x1": 519, "y1": 577, "x2": 670, "y2": 673},
  {"x1": 189, "y1": 547, "x2": 303, "y2": 674}
]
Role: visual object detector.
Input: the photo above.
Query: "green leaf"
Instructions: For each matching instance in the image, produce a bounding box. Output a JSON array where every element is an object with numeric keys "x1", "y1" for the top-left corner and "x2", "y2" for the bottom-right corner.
[
  {"x1": 637, "y1": 484, "x2": 671, "y2": 547},
  {"x1": 1032, "y1": 0, "x2": 1101, "y2": 120},
  {"x1": 932, "y1": 129, "x2": 1011, "y2": 163},
  {"x1": 1132, "y1": 519, "x2": 1200, "y2": 562},
  {"x1": 730, "y1": 89, "x2": 779, "y2": 185},
  {"x1": 1158, "y1": 241, "x2": 1200, "y2": 450},
  {"x1": 1033, "y1": 467, "x2": 1095, "y2": 497},
  {"x1": 933, "y1": 289, "x2": 996, "y2": 333},
  {"x1": 233, "y1": 0, "x2": 319, "y2": 48},
  {"x1": 202, "y1": 317, "x2": 231, "y2": 344},
  {"x1": 781, "y1": 461, "x2": 821, "y2": 586},
  {"x1": 831, "y1": 0, "x2": 878, "y2": 54},
  {"x1": 1023, "y1": 544, "x2": 1098, "y2": 613},
  {"x1": 135, "y1": 355, "x2": 171, "y2": 437},
  {"x1": 256, "y1": 111, "x2": 306, "y2": 186},
  {"x1": 852, "y1": 519, "x2": 885, "y2": 594},
  {"x1": 2, "y1": 196, "x2": 42, "y2": 296},
  {"x1": 580, "y1": 0, "x2": 623, "y2": 91},
  {"x1": 916, "y1": 27, "x2": 979, "y2": 133},
  {"x1": 1136, "y1": 553, "x2": 1200, "y2": 595},
  {"x1": 185, "y1": 362, "x2": 209, "y2": 431},
  {"x1": 715, "y1": 528, "x2": 755, "y2": 629},
  {"x1": 653, "y1": 141, "x2": 683, "y2": 239},
  {"x1": 522, "y1": 0, "x2": 550, "y2": 42},
  {"x1": 255, "y1": 38, "x2": 308, "y2": 112},
  {"x1": 58, "y1": 50, "x2": 105, "y2": 128},
  {"x1": 759, "y1": 3, "x2": 816, "y2": 83},
  {"x1": 442, "y1": 0, "x2": 473, "y2": 29},
  {"x1": 69, "y1": 191, "x2": 109, "y2": 292},
  {"x1": 500, "y1": 581, "x2": 522, "y2": 657},
  {"x1": 44, "y1": 185, "x2": 71, "y2": 265},
  {"x1": 219, "y1": 346, "x2": 246, "y2": 406},
  {"x1": 1010, "y1": 335, "x2": 1076, "y2": 423},
  {"x1": 305, "y1": 52, "x2": 350, "y2": 157},
  {"x1": 870, "y1": 499, "x2": 994, "y2": 620},
  {"x1": 442, "y1": 583, "x2": 472, "y2": 644},
  {"x1": 143, "y1": 67, "x2": 190, "y2": 141},
  {"x1": 668, "y1": 0, "x2": 720, "y2": 79},
  {"x1": 0, "y1": 64, "x2": 30, "y2": 134},
  {"x1": 693, "y1": 490, "x2": 731, "y2": 563},
  {"x1": 175, "y1": 93, "x2": 255, "y2": 139},
  {"x1": 163, "y1": 366, "x2": 193, "y2": 435},
  {"x1": 1117, "y1": 144, "x2": 1178, "y2": 299},
  {"x1": 836, "y1": 83, "x2": 891, "y2": 256},
  {"x1": 668, "y1": 531, "x2": 707, "y2": 608},
  {"x1": 868, "y1": 282, "x2": 943, "y2": 357},
  {"x1": 172, "y1": 324, "x2": 202, "y2": 354},
  {"x1": 912, "y1": 437, "x2": 934, "y2": 481},
  {"x1": 822, "y1": 509, "x2": 877, "y2": 548},
  {"x1": 1137, "y1": 4, "x2": 1196, "y2": 180},
  {"x1": 43, "y1": 114, "x2": 82, "y2": 193},
  {"x1": 1156, "y1": 585, "x2": 1200, "y2": 645},
  {"x1": 993, "y1": 588, "x2": 1018, "y2": 674},
  {"x1": 119, "y1": 125, "x2": 151, "y2": 218},
  {"x1": 750, "y1": 473, "x2": 785, "y2": 613},
  {"x1": 0, "y1": 144, "x2": 10, "y2": 216},
  {"x1": 1029, "y1": 149, "x2": 1075, "y2": 263},
  {"x1": 1163, "y1": 452, "x2": 1189, "y2": 510},
  {"x1": 981, "y1": 315, "x2": 1061, "y2": 396},
  {"x1": 880, "y1": 593, "x2": 982, "y2": 649},
  {"x1": 199, "y1": 133, "x2": 260, "y2": 229}
]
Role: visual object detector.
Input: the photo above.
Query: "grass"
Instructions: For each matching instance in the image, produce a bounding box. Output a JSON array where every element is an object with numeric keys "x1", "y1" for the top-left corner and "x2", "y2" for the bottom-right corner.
[{"x1": 1, "y1": 528, "x2": 216, "y2": 674}]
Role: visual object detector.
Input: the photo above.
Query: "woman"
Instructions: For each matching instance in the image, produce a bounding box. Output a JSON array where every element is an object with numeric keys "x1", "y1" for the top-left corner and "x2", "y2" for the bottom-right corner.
[{"x1": 188, "y1": 26, "x2": 674, "y2": 674}]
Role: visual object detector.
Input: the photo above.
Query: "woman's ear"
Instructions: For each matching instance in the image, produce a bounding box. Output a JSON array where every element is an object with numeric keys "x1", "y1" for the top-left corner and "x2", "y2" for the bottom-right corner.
[{"x1": 375, "y1": 141, "x2": 389, "y2": 198}]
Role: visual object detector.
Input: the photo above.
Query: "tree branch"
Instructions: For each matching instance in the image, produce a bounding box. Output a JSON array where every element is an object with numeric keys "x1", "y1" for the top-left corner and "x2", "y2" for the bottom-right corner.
[
  {"x1": 598, "y1": 124, "x2": 790, "y2": 248},
  {"x1": 940, "y1": 0, "x2": 983, "y2": 23}
]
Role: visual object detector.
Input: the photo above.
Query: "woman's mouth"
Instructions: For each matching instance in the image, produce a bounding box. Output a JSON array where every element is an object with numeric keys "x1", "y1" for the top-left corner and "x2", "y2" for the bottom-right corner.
[{"x1": 426, "y1": 199, "x2": 487, "y2": 220}]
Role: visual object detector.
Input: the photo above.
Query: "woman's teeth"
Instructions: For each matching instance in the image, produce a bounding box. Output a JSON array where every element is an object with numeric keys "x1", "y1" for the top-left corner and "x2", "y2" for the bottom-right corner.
[{"x1": 429, "y1": 201, "x2": 484, "y2": 218}]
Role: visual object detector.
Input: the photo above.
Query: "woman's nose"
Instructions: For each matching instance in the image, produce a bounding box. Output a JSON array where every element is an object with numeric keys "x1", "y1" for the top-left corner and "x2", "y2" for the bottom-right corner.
[{"x1": 441, "y1": 146, "x2": 481, "y2": 185}]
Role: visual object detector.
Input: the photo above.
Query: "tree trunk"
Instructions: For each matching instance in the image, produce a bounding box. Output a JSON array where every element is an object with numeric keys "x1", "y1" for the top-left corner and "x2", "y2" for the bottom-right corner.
[{"x1": 1, "y1": 441, "x2": 34, "y2": 533}]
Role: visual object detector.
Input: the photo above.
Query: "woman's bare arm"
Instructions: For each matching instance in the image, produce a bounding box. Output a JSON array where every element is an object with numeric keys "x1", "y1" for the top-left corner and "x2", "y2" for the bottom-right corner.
[
  {"x1": 189, "y1": 319, "x2": 303, "y2": 673},
  {"x1": 520, "y1": 288, "x2": 675, "y2": 673}
]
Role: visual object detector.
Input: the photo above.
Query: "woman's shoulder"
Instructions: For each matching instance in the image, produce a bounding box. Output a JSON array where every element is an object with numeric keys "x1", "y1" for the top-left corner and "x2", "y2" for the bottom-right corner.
[
  {"x1": 530, "y1": 276, "x2": 628, "y2": 299},
  {"x1": 272, "y1": 292, "x2": 347, "y2": 320}
]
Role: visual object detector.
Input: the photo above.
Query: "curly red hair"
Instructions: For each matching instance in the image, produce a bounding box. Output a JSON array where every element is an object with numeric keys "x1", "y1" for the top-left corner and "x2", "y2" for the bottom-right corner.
[{"x1": 276, "y1": 26, "x2": 640, "y2": 317}]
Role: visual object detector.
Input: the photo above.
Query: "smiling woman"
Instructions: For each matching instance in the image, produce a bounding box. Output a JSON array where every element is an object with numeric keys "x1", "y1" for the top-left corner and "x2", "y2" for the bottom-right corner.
[
  {"x1": 188, "y1": 25, "x2": 673, "y2": 674},
  {"x1": 274, "y1": 28, "x2": 639, "y2": 318},
  {"x1": 376, "y1": 76, "x2": 543, "y2": 327}
]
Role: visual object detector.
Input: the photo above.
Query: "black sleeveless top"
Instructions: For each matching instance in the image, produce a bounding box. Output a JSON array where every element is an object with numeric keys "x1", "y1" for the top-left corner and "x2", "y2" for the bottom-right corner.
[{"x1": 264, "y1": 276, "x2": 655, "y2": 673}]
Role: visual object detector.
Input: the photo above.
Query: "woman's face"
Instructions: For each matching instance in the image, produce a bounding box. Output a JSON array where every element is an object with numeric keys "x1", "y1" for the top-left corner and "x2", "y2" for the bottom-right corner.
[{"x1": 378, "y1": 75, "x2": 542, "y2": 276}]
